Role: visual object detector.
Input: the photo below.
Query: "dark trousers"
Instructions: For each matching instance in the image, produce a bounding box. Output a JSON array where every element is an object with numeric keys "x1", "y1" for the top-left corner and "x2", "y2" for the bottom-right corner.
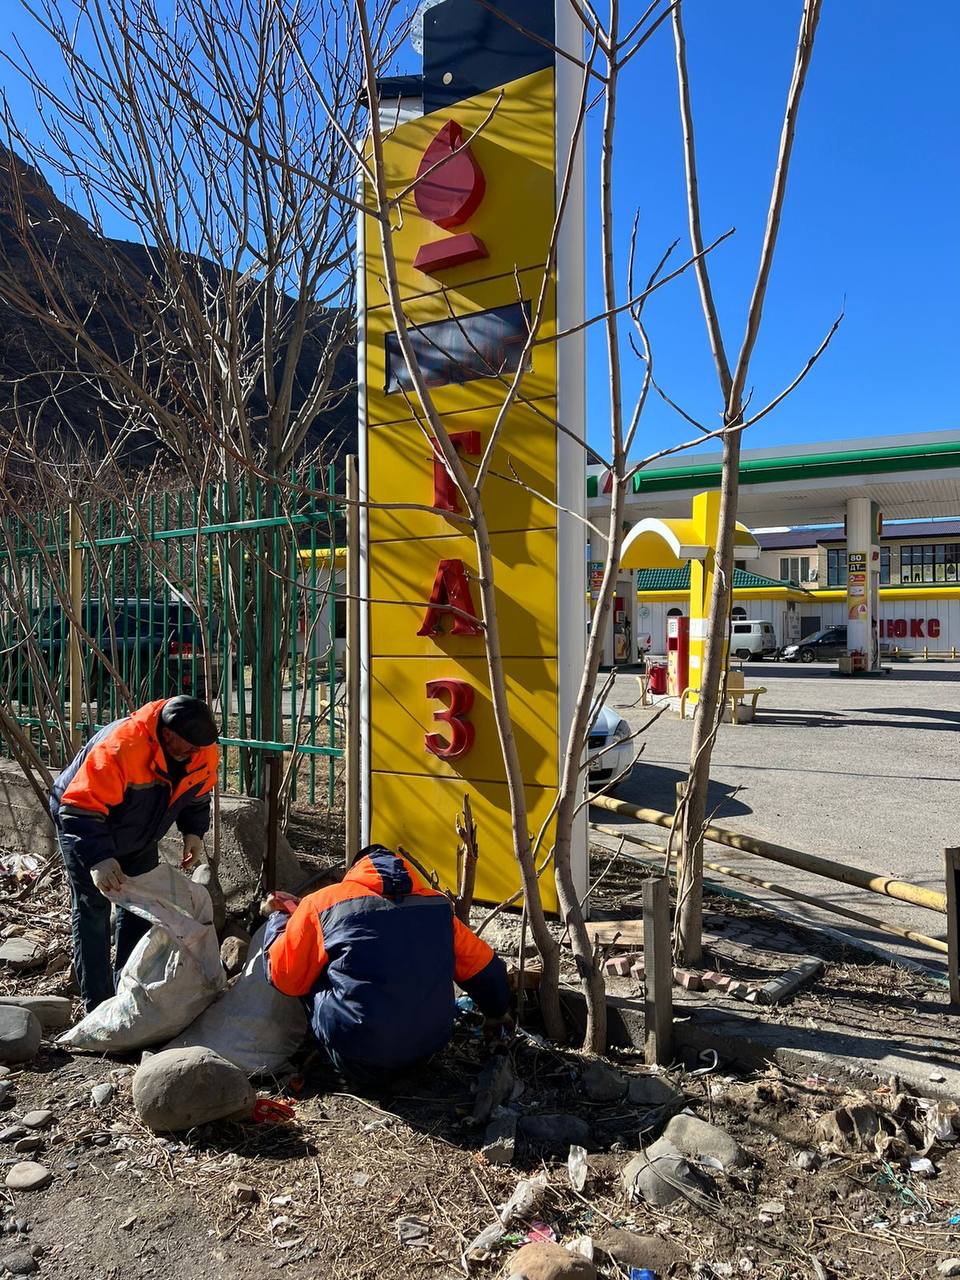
[{"x1": 57, "y1": 836, "x2": 160, "y2": 1012}]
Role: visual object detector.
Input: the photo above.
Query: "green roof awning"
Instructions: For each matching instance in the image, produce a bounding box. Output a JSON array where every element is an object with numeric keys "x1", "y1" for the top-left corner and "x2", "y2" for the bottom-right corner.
[{"x1": 636, "y1": 567, "x2": 796, "y2": 592}]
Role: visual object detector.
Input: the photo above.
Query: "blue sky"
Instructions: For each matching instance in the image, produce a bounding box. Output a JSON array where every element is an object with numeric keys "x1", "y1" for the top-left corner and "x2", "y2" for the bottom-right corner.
[
  {"x1": 588, "y1": 0, "x2": 959, "y2": 459},
  {"x1": 1, "y1": 2, "x2": 956, "y2": 461}
]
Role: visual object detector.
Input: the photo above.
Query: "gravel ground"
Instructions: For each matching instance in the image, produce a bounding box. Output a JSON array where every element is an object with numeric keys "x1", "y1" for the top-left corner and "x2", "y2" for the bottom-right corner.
[{"x1": 596, "y1": 660, "x2": 960, "y2": 971}]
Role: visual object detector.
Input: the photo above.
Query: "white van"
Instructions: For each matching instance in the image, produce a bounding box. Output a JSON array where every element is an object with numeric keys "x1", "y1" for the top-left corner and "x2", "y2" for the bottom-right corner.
[{"x1": 730, "y1": 619, "x2": 778, "y2": 660}]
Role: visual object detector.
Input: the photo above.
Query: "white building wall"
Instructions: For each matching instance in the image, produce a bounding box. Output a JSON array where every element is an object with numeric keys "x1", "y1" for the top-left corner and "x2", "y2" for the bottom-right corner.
[{"x1": 797, "y1": 597, "x2": 960, "y2": 653}]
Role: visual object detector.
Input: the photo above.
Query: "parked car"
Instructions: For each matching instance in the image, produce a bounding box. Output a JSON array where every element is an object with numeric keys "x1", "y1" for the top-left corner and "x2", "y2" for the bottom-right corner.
[
  {"x1": 587, "y1": 705, "x2": 633, "y2": 786},
  {"x1": 781, "y1": 625, "x2": 847, "y2": 663},
  {"x1": 2, "y1": 597, "x2": 219, "y2": 704},
  {"x1": 729, "y1": 619, "x2": 778, "y2": 660}
]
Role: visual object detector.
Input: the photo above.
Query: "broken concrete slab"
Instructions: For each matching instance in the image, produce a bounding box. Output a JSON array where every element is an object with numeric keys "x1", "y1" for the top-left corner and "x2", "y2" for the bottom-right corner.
[
  {"x1": 0, "y1": 1007, "x2": 41, "y2": 1065},
  {"x1": 160, "y1": 794, "x2": 302, "y2": 913},
  {"x1": 756, "y1": 958, "x2": 824, "y2": 1005},
  {"x1": 0, "y1": 996, "x2": 72, "y2": 1034}
]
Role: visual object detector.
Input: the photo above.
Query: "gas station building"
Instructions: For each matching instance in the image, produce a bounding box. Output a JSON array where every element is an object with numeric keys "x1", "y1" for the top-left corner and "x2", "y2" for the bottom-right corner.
[{"x1": 588, "y1": 430, "x2": 960, "y2": 663}]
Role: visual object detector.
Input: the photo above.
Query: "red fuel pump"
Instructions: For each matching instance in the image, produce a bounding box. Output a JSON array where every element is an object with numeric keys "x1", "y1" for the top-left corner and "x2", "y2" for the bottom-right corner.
[{"x1": 667, "y1": 615, "x2": 690, "y2": 697}]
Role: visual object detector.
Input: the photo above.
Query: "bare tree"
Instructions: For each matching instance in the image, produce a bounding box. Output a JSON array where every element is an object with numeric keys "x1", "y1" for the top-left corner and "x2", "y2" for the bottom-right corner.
[{"x1": 672, "y1": 0, "x2": 828, "y2": 962}]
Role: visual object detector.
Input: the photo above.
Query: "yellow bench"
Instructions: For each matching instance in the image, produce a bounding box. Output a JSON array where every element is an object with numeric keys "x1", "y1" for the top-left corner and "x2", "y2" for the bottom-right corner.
[{"x1": 679, "y1": 670, "x2": 766, "y2": 724}]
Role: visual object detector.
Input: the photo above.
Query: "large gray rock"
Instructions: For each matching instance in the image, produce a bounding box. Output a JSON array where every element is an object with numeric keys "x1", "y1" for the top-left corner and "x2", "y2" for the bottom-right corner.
[
  {"x1": 519, "y1": 1113, "x2": 590, "y2": 1151},
  {"x1": 0, "y1": 996, "x2": 72, "y2": 1033},
  {"x1": 132, "y1": 1046, "x2": 255, "y2": 1133},
  {"x1": 0, "y1": 939, "x2": 44, "y2": 973},
  {"x1": 663, "y1": 1112, "x2": 748, "y2": 1170},
  {"x1": 0, "y1": 1007, "x2": 41, "y2": 1065},
  {"x1": 4, "y1": 1161, "x2": 51, "y2": 1191},
  {"x1": 160, "y1": 794, "x2": 301, "y2": 913},
  {"x1": 622, "y1": 1138, "x2": 714, "y2": 1208},
  {"x1": 627, "y1": 1073, "x2": 681, "y2": 1108},
  {"x1": 581, "y1": 1060, "x2": 627, "y2": 1103}
]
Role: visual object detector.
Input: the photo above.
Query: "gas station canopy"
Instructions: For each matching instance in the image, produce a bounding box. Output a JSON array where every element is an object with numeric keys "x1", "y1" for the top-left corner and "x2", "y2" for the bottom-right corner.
[{"x1": 620, "y1": 518, "x2": 760, "y2": 570}]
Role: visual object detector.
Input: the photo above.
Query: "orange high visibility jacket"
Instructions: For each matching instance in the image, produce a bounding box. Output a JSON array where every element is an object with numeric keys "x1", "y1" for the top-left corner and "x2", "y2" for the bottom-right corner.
[
  {"x1": 264, "y1": 845, "x2": 510, "y2": 1069},
  {"x1": 50, "y1": 699, "x2": 219, "y2": 868}
]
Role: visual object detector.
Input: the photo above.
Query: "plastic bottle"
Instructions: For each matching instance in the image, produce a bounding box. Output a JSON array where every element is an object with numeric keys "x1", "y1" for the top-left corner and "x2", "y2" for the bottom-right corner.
[{"x1": 629, "y1": 1270, "x2": 658, "y2": 1280}]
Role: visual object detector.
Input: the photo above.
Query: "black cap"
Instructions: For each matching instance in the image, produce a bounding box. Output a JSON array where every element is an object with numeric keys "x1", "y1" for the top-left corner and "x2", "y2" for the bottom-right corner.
[{"x1": 159, "y1": 696, "x2": 219, "y2": 747}]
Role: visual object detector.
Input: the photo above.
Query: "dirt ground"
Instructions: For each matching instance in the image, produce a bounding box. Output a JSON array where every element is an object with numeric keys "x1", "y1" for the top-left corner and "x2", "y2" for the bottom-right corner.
[{"x1": 3, "y1": 849, "x2": 960, "y2": 1280}]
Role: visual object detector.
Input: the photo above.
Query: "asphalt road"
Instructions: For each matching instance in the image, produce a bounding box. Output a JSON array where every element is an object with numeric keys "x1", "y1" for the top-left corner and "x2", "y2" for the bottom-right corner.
[{"x1": 593, "y1": 660, "x2": 960, "y2": 973}]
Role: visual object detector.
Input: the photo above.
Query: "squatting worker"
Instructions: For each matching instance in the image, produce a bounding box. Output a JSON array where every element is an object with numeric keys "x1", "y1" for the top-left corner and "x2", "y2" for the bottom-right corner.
[
  {"x1": 262, "y1": 844, "x2": 511, "y2": 1081},
  {"x1": 50, "y1": 696, "x2": 220, "y2": 1012}
]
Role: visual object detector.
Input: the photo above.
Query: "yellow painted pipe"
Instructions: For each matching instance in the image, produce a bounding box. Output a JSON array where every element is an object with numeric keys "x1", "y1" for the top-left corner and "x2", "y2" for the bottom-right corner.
[
  {"x1": 589, "y1": 794, "x2": 948, "y2": 915},
  {"x1": 591, "y1": 823, "x2": 948, "y2": 955}
]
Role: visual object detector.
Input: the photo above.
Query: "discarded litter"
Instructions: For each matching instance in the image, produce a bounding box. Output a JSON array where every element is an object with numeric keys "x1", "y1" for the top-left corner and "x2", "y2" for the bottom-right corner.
[
  {"x1": 499, "y1": 1173, "x2": 548, "y2": 1226},
  {"x1": 567, "y1": 1144, "x2": 588, "y2": 1192},
  {"x1": 396, "y1": 1215, "x2": 430, "y2": 1247},
  {"x1": 251, "y1": 1099, "x2": 296, "y2": 1124},
  {"x1": 909, "y1": 1156, "x2": 937, "y2": 1178},
  {"x1": 523, "y1": 1222, "x2": 557, "y2": 1244}
]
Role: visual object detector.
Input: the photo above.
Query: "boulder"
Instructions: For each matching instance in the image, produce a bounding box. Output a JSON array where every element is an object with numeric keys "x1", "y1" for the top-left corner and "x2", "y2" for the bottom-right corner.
[
  {"x1": 0, "y1": 939, "x2": 44, "y2": 973},
  {"x1": 132, "y1": 1046, "x2": 255, "y2": 1133},
  {"x1": 627, "y1": 1073, "x2": 681, "y2": 1108},
  {"x1": 0, "y1": 1007, "x2": 41, "y2": 1065},
  {"x1": 580, "y1": 1060, "x2": 627, "y2": 1104},
  {"x1": 0, "y1": 996, "x2": 72, "y2": 1033},
  {"x1": 503, "y1": 1241, "x2": 596, "y2": 1280},
  {"x1": 622, "y1": 1137, "x2": 714, "y2": 1208},
  {"x1": 518, "y1": 1114, "x2": 590, "y2": 1152},
  {"x1": 662, "y1": 1112, "x2": 748, "y2": 1170},
  {"x1": 596, "y1": 1227, "x2": 682, "y2": 1273},
  {"x1": 160, "y1": 794, "x2": 302, "y2": 913}
]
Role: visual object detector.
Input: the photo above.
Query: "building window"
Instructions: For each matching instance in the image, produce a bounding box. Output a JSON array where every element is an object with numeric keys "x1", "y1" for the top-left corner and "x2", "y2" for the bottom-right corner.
[
  {"x1": 779, "y1": 555, "x2": 811, "y2": 583},
  {"x1": 900, "y1": 543, "x2": 960, "y2": 584},
  {"x1": 880, "y1": 546, "x2": 890, "y2": 585},
  {"x1": 731, "y1": 606, "x2": 747, "y2": 620},
  {"x1": 827, "y1": 549, "x2": 847, "y2": 586}
]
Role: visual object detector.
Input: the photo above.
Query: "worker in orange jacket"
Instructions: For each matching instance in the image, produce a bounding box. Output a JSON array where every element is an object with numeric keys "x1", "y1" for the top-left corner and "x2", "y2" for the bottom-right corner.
[
  {"x1": 263, "y1": 845, "x2": 511, "y2": 1081},
  {"x1": 50, "y1": 696, "x2": 219, "y2": 1010}
]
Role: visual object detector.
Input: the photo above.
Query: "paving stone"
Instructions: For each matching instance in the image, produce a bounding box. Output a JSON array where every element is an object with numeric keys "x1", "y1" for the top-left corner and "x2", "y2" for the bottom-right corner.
[{"x1": 673, "y1": 968, "x2": 704, "y2": 992}]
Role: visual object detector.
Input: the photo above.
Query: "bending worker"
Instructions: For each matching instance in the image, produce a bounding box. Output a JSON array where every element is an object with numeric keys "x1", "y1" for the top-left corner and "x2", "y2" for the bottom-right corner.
[
  {"x1": 50, "y1": 696, "x2": 219, "y2": 1011},
  {"x1": 263, "y1": 845, "x2": 511, "y2": 1081}
]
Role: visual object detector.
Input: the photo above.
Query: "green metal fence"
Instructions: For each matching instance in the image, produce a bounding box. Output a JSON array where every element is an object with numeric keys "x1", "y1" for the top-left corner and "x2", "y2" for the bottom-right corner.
[{"x1": 0, "y1": 470, "x2": 344, "y2": 804}]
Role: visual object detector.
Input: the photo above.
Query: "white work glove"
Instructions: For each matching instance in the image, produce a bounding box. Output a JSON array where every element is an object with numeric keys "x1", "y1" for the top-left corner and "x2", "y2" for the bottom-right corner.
[
  {"x1": 181, "y1": 834, "x2": 204, "y2": 869},
  {"x1": 90, "y1": 858, "x2": 124, "y2": 894}
]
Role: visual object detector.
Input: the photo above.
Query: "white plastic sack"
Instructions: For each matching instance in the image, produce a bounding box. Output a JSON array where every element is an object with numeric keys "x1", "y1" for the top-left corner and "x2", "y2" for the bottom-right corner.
[
  {"x1": 164, "y1": 923, "x2": 309, "y2": 1077},
  {"x1": 59, "y1": 864, "x2": 226, "y2": 1053}
]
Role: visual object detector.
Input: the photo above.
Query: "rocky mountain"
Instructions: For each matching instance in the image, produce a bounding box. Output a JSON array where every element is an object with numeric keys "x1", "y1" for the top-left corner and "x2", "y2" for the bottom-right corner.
[{"x1": 0, "y1": 146, "x2": 357, "y2": 466}]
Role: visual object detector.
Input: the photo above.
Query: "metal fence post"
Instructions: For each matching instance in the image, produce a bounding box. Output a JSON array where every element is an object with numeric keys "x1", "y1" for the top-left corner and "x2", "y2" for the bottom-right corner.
[
  {"x1": 68, "y1": 503, "x2": 82, "y2": 752},
  {"x1": 264, "y1": 752, "x2": 281, "y2": 895},
  {"x1": 945, "y1": 848, "x2": 960, "y2": 1005},
  {"x1": 345, "y1": 455, "x2": 360, "y2": 865}
]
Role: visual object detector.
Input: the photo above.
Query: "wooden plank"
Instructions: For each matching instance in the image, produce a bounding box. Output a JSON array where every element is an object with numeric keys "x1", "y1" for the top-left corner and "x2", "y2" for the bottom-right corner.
[
  {"x1": 945, "y1": 848, "x2": 960, "y2": 1006},
  {"x1": 584, "y1": 919, "x2": 644, "y2": 949},
  {"x1": 642, "y1": 876, "x2": 673, "y2": 1066}
]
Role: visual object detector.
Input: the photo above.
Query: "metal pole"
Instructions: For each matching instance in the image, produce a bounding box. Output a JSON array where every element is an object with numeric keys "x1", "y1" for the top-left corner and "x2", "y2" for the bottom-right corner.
[
  {"x1": 344, "y1": 455, "x2": 361, "y2": 866},
  {"x1": 264, "y1": 752, "x2": 281, "y2": 895},
  {"x1": 642, "y1": 875, "x2": 673, "y2": 1066},
  {"x1": 589, "y1": 793, "x2": 948, "y2": 915},
  {"x1": 68, "y1": 504, "x2": 82, "y2": 752}
]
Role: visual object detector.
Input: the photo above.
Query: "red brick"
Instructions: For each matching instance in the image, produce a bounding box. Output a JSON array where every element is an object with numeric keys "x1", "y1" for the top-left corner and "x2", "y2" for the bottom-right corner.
[
  {"x1": 673, "y1": 968, "x2": 704, "y2": 992},
  {"x1": 604, "y1": 954, "x2": 632, "y2": 977},
  {"x1": 701, "y1": 971, "x2": 730, "y2": 991}
]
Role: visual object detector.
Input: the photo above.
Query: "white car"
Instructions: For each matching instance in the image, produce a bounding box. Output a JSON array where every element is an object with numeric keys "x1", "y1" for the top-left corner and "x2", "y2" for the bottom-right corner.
[{"x1": 587, "y1": 705, "x2": 634, "y2": 787}]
